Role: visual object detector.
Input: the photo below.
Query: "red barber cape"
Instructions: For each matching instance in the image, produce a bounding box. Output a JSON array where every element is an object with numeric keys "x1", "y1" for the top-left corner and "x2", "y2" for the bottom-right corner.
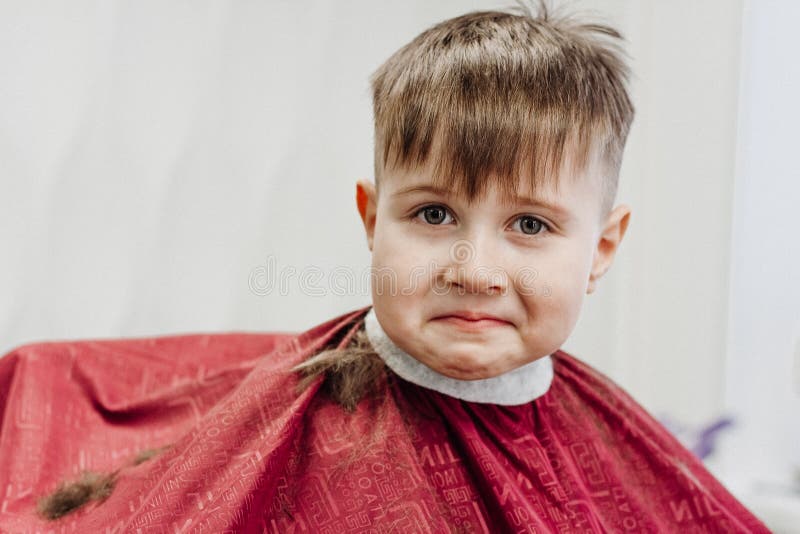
[{"x1": 0, "y1": 306, "x2": 768, "y2": 533}]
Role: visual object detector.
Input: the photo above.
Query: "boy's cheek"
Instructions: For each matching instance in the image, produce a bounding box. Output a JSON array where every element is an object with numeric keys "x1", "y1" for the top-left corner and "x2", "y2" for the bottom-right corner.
[
  {"x1": 519, "y1": 263, "x2": 588, "y2": 312},
  {"x1": 373, "y1": 240, "x2": 446, "y2": 282},
  {"x1": 370, "y1": 255, "x2": 431, "y2": 298}
]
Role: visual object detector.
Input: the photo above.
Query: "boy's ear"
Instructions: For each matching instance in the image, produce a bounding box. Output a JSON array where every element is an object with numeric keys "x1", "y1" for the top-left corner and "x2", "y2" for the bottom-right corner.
[
  {"x1": 356, "y1": 180, "x2": 378, "y2": 251},
  {"x1": 587, "y1": 204, "x2": 631, "y2": 294}
]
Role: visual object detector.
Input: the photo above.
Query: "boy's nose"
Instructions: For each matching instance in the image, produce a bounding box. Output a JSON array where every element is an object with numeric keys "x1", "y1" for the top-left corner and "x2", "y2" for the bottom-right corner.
[{"x1": 441, "y1": 238, "x2": 508, "y2": 295}]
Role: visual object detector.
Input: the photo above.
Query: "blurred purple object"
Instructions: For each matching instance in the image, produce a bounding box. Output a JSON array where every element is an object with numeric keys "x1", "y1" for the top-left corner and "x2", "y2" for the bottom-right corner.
[{"x1": 658, "y1": 415, "x2": 735, "y2": 460}]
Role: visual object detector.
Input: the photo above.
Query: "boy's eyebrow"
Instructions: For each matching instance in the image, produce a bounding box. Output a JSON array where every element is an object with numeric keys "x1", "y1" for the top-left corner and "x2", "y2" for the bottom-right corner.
[
  {"x1": 392, "y1": 184, "x2": 572, "y2": 218},
  {"x1": 391, "y1": 184, "x2": 451, "y2": 198}
]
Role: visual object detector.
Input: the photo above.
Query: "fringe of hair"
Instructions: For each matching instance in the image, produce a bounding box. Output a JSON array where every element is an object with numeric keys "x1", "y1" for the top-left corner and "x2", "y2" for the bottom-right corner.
[{"x1": 293, "y1": 326, "x2": 387, "y2": 412}]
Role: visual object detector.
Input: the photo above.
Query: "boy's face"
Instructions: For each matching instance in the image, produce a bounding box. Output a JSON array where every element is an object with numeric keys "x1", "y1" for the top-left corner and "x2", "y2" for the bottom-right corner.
[{"x1": 356, "y1": 153, "x2": 630, "y2": 380}]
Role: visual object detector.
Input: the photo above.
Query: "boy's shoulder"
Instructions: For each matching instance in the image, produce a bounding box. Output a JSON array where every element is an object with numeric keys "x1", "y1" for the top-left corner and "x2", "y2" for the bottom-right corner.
[
  {"x1": 550, "y1": 347, "x2": 643, "y2": 409},
  {"x1": 547, "y1": 347, "x2": 697, "y2": 477},
  {"x1": 547, "y1": 347, "x2": 679, "y2": 446}
]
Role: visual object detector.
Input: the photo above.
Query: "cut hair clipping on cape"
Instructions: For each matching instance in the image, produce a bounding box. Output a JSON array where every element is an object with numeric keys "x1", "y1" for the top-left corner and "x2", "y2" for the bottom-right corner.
[
  {"x1": 36, "y1": 471, "x2": 117, "y2": 520},
  {"x1": 293, "y1": 326, "x2": 386, "y2": 412},
  {"x1": 37, "y1": 445, "x2": 171, "y2": 521}
]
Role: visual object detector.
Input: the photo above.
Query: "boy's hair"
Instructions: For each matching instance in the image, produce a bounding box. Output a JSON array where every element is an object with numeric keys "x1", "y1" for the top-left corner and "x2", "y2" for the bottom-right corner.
[{"x1": 370, "y1": 2, "x2": 634, "y2": 217}]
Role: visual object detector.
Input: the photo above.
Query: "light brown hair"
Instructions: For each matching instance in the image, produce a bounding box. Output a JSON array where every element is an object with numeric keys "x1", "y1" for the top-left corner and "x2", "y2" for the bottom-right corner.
[
  {"x1": 294, "y1": 327, "x2": 386, "y2": 412},
  {"x1": 370, "y1": 2, "x2": 635, "y2": 217}
]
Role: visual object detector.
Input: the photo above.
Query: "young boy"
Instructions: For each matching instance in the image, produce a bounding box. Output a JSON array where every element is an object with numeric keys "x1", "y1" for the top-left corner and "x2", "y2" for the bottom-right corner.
[{"x1": 0, "y1": 5, "x2": 769, "y2": 533}]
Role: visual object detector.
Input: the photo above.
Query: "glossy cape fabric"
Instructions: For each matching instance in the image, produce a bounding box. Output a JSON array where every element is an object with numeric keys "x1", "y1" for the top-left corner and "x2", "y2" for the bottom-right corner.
[{"x1": 0, "y1": 306, "x2": 768, "y2": 533}]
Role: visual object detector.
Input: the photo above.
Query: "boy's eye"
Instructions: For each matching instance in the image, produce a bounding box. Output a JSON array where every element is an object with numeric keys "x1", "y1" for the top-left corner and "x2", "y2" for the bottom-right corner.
[
  {"x1": 412, "y1": 206, "x2": 548, "y2": 236},
  {"x1": 415, "y1": 205, "x2": 454, "y2": 225},
  {"x1": 512, "y1": 215, "x2": 548, "y2": 235}
]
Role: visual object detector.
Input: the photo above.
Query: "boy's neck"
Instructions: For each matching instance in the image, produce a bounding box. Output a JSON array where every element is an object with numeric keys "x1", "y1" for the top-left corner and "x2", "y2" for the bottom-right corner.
[{"x1": 364, "y1": 307, "x2": 553, "y2": 405}]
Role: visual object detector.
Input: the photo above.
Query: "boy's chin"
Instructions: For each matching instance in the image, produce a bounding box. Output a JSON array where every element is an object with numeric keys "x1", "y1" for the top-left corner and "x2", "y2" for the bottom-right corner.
[{"x1": 416, "y1": 348, "x2": 531, "y2": 381}]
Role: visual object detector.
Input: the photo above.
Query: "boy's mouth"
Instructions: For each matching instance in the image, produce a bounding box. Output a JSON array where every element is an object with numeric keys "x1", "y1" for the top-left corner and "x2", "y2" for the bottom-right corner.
[{"x1": 432, "y1": 311, "x2": 513, "y2": 331}]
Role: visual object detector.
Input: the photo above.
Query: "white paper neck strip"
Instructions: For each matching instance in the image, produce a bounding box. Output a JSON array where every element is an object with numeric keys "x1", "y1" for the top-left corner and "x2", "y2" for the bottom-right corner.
[{"x1": 363, "y1": 307, "x2": 553, "y2": 406}]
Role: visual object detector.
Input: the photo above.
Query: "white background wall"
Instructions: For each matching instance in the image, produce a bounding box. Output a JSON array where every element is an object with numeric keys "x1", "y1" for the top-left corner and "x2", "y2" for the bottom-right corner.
[
  {"x1": 713, "y1": 1, "x2": 800, "y2": 530},
  {"x1": 1, "y1": 1, "x2": 797, "y2": 529}
]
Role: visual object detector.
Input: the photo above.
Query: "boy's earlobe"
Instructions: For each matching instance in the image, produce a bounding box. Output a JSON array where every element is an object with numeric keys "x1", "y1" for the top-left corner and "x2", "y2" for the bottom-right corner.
[
  {"x1": 586, "y1": 205, "x2": 631, "y2": 295},
  {"x1": 355, "y1": 180, "x2": 378, "y2": 251}
]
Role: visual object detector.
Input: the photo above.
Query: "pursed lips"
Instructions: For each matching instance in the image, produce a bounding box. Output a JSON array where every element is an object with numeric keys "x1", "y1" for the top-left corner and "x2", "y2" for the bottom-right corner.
[{"x1": 432, "y1": 311, "x2": 513, "y2": 329}]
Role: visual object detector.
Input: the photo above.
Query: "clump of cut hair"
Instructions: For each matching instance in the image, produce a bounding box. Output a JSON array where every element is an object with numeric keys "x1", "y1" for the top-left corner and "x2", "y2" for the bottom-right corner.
[
  {"x1": 370, "y1": 1, "x2": 635, "y2": 217},
  {"x1": 132, "y1": 445, "x2": 172, "y2": 466},
  {"x1": 294, "y1": 327, "x2": 386, "y2": 412},
  {"x1": 37, "y1": 445, "x2": 170, "y2": 521},
  {"x1": 37, "y1": 471, "x2": 117, "y2": 520}
]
